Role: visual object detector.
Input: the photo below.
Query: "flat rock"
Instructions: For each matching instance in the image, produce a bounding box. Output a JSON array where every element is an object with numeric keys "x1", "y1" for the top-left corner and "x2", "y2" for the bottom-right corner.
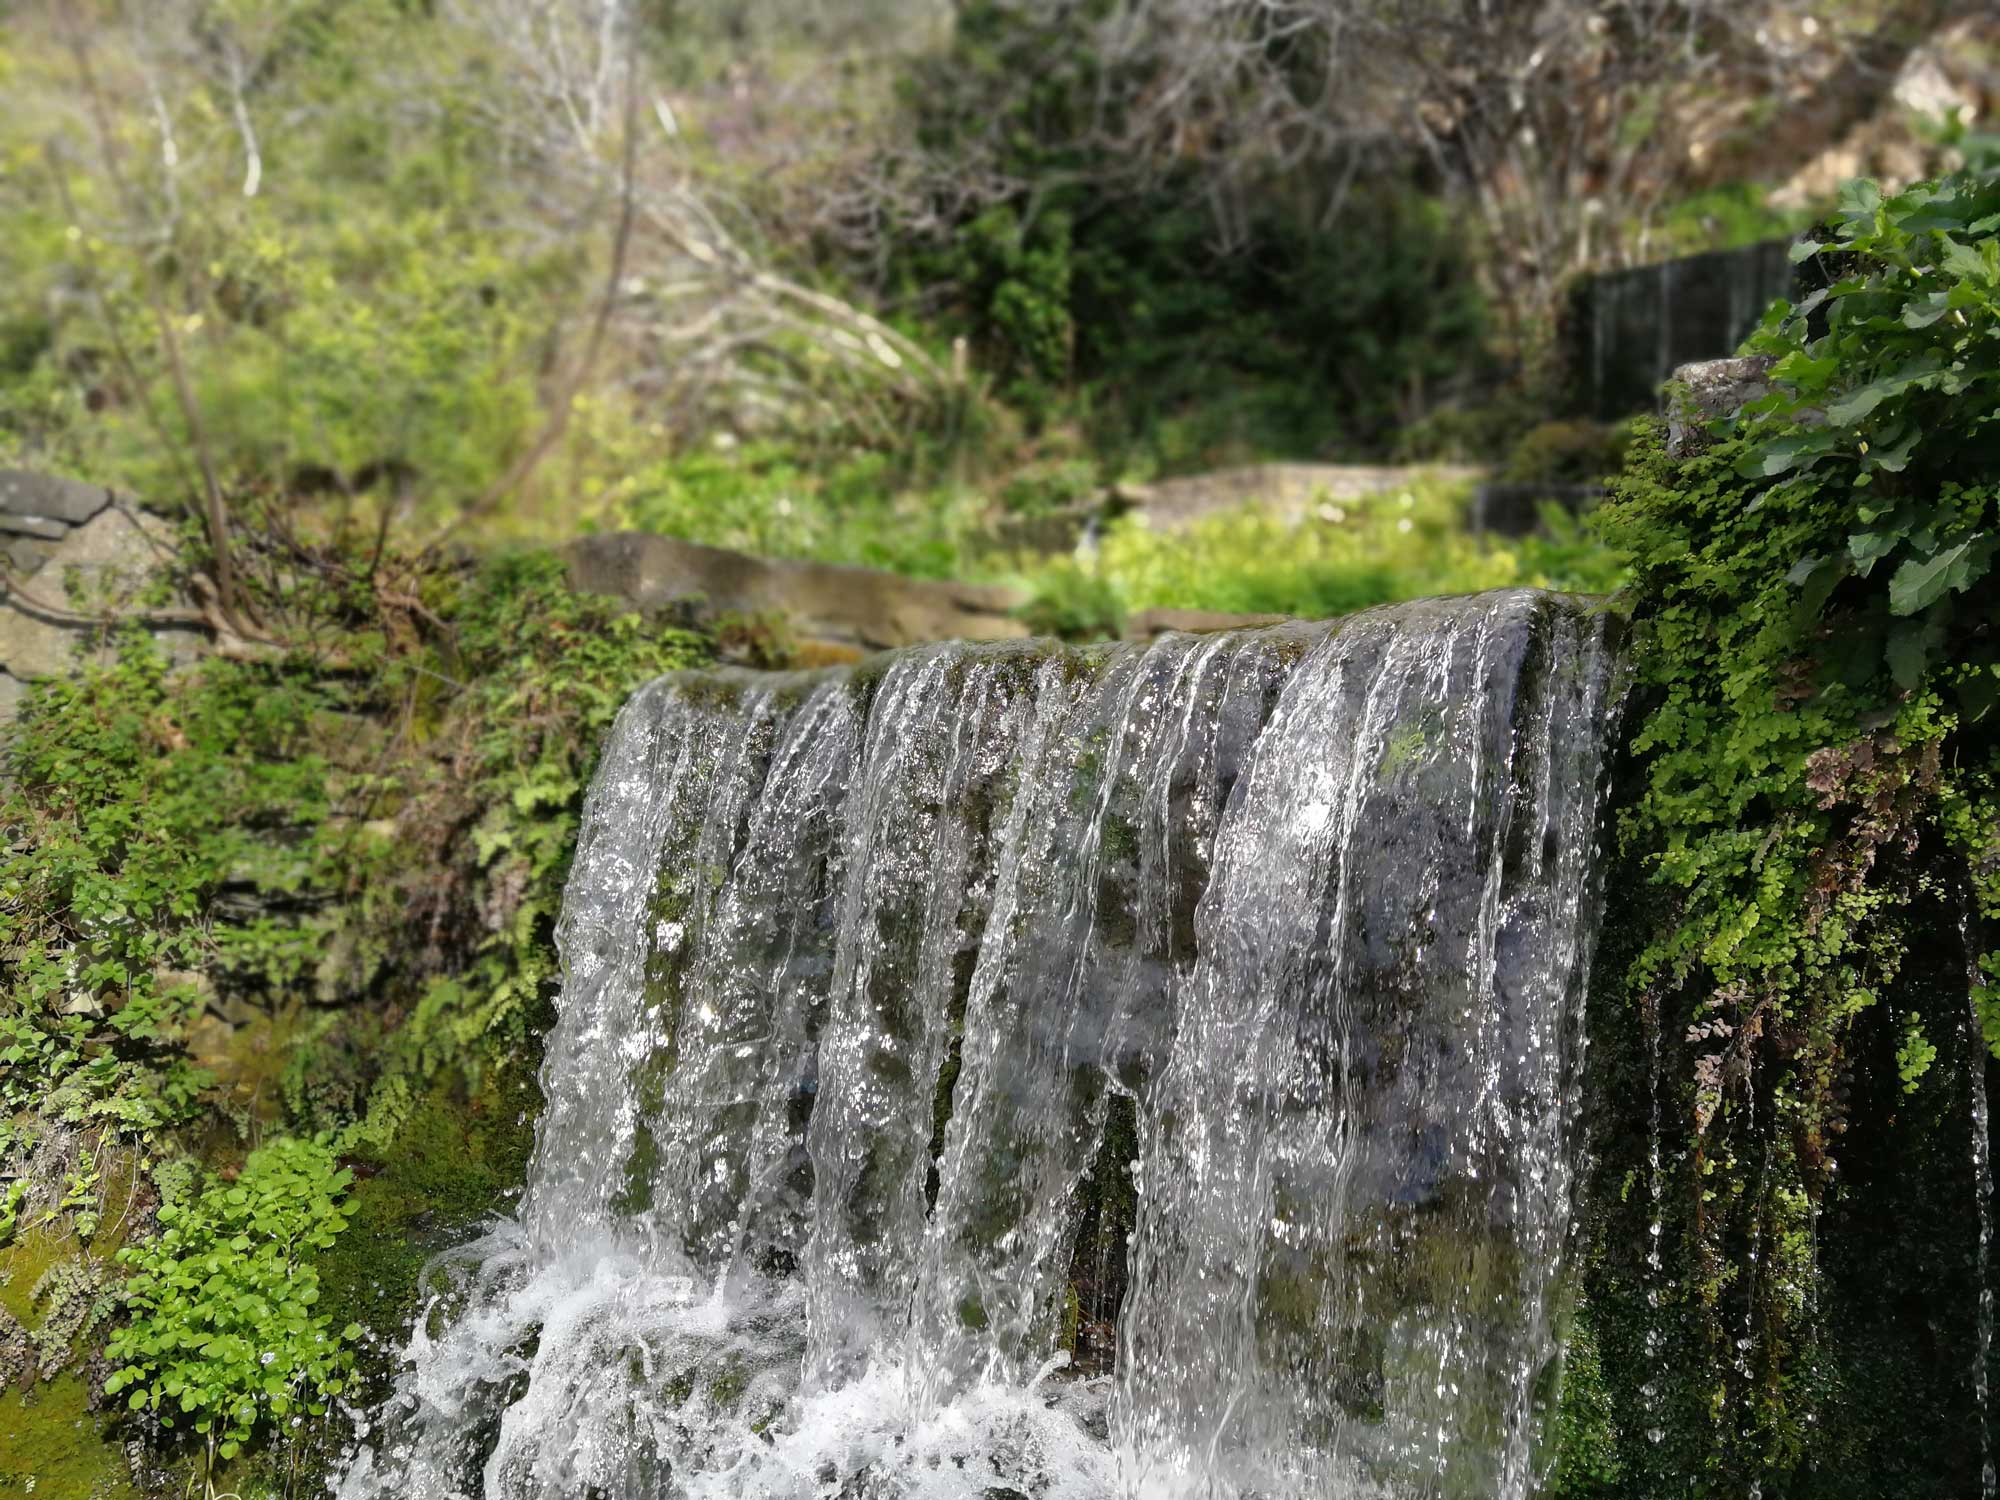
[
  {"x1": 1121, "y1": 463, "x2": 1485, "y2": 530},
  {"x1": 566, "y1": 532, "x2": 1030, "y2": 652},
  {"x1": 0, "y1": 513, "x2": 68, "y2": 541},
  {"x1": 0, "y1": 469, "x2": 114, "y2": 526},
  {"x1": 1124, "y1": 607, "x2": 1290, "y2": 641}
]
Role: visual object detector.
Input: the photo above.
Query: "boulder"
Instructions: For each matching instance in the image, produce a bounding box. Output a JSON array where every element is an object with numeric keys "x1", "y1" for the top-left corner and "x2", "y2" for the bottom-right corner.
[
  {"x1": 1666, "y1": 355, "x2": 1777, "y2": 459},
  {"x1": 0, "y1": 497, "x2": 203, "y2": 725},
  {"x1": 566, "y1": 532, "x2": 1030, "y2": 653}
]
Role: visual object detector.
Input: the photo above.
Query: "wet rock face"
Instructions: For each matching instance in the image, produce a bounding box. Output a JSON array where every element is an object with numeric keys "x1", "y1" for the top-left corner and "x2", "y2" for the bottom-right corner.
[
  {"x1": 565, "y1": 531, "x2": 1030, "y2": 655},
  {"x1": 342, "y1": 589, "x2": 1621, "y2": 1500},
  {"x1": 1565, "y1": 242, "x2": 1795, "y2": 420}
]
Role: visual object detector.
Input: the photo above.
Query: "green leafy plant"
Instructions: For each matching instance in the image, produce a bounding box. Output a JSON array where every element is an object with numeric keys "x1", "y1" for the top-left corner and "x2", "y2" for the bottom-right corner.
[
  {"x1": 1736, "y1": 169, "x2": 2000, "y2": 703},
  {"x1": 105, "y1": 1138, "x2": 357, "y2": 1485},
  {"x1": 1590, "y1": 161, "x2": 2000, "y2": 1484}
]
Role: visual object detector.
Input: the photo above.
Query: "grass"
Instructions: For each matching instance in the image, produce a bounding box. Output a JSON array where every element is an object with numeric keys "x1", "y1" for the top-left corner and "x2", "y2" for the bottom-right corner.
[{"x1": 1008, "y1": 478, "x2": 1627, "y2": 636}]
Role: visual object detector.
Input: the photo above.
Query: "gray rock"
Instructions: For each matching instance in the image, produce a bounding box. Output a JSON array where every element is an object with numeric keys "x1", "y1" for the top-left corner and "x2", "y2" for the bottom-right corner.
[
  {"x1": 1124, "y1": 607, "x2": 1289, "y2": 641},
  {"x1": 6, "y1": 536, "x2": 58, "y2": 575},
  {"x1": 566, "y1": 532, "x2": 1030, "y2": 652},
  {"x1": 0, "y1": 502, "x2": 202, "y2": 697},
  {"x1": 0, "y1": 512, "x2": 69, "y2": 541},
  {"x1": 1666, "y1": 356, "x2": 1776, "y2": 459},
  {"x1": 0, "y1": 469, "x2": 114, "y2": 526}
]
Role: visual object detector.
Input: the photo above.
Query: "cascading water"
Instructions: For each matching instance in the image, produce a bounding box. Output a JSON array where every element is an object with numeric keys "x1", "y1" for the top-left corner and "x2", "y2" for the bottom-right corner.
[
  {"x1": 1966, "y1": 898, "x2": 1997, "y2": 1500},
  {"x1": 338, "y1": 587, "x2": 1620, "y2": 1500}
]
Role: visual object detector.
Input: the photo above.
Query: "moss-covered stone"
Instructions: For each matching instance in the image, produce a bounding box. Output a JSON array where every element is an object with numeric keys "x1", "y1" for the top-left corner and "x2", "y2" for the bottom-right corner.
[
  {"x1": 315, "y1": 1067, "x2": 540, "y2": 1385},
  {"x1": 1566, "y1": 824, "x2": 1992, "y2": 1496},
  {"x1": 0, "y1": 1371, "x2": 137, "y2": 1500}
]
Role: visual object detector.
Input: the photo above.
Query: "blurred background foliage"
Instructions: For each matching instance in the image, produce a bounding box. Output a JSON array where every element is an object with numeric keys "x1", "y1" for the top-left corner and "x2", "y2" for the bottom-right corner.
[{"x1": 0, "y1": 0, "x2": 1984, "y2": 624}]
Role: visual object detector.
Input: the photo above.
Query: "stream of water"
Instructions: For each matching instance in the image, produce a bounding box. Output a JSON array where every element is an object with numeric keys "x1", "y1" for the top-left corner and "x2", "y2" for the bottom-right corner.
[{"x1": 338, "y1": 588, "x2": 1619, "y2": 1500}]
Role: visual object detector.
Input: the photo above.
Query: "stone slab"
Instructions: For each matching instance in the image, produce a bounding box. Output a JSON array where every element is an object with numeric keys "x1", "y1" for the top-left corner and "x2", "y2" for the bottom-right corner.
[
  {"x1": 566, "y1": 532, "x2": 1030, "y2": 652},
  {"x1": 1121, "y1": 463, "x2": 1485, "y2": 531},
  {"x1": 0, "y1": 469, "x2": 113, "y2": 526},
  {"x1": 0, "y1": 513, "x2": 68, "y2": 542}
]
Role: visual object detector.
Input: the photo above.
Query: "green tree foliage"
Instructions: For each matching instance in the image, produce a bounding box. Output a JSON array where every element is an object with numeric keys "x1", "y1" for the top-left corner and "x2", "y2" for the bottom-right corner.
[
  {"x1": 875, "y1": 0, "x2": 1495, "y2": 462},
  {"x1": 0, "y1": 2, "x2": 570, "y2": 515},
  {"x1": 1594, "y1": 161, "x2": 2000, "y2": 1481}
]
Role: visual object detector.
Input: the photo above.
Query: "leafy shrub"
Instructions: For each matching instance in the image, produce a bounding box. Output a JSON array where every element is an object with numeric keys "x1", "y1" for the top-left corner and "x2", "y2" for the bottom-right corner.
[
  {"x1": 998, "y1": 457, "x2": 1099, "y2": 517},
  {"x1": 1591, "y1": 162, "x2": 2000, "y2": 1479},
  {"x1": 1, "y1": 631, "x2": 343, "y2": 1156},
  {"x1": 1737, "y1": 171, "x2": 2000, "y2": 701},
  {"x1": 105, "y1": 1138, "x2": 357, "y2": 1469},
  {"x1": 615, "y1": 442, "x2": 987, "y2": 579},
  {"x1": 1499, "y1": 419, "x2": 1633, "y2": 487}
]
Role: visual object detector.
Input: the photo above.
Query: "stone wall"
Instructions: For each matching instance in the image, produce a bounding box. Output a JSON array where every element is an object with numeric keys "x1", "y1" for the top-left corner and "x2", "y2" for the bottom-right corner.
[
  {"x1": 0, "y1": 471, "x2": 203, "y2": 724},
  {"x1": 1564, "y1": 240, "x2": 1796, "y2": 420}
]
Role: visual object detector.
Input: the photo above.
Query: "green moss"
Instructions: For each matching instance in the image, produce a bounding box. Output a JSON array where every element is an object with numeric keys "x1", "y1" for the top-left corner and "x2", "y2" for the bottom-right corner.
[
  {"x1": 707, "y1": 1362, "x2": 749, "y2": 1408},
  {"x1": 1544, "y1": 1304, "x2": 1622, "y2": 1497},
  {"x1": 0, "y1": 1228, "x2": 70, "y2": 1329},
  {"x1": 0, "y1": 1372, "x2": 137, "y2": 1499},
  {"x1": 314, "y1": 1067, "x2": 540, "y2": 1388}
]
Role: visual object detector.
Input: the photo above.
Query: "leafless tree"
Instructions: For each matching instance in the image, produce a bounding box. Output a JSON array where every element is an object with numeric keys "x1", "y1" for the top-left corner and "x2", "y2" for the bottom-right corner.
[
  {"x1": 432, "y1": 0, "x2": 958, "y2": 450},
  {"x1": 830, "y1": 0, "x2": 1980, "y2": 336}
]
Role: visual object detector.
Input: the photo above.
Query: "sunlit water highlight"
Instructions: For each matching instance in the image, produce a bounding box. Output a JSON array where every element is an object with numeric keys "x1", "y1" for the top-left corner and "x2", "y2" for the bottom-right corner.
[{"x1": 338, "y1": 589, "x2": 1619, "y2": 1499}]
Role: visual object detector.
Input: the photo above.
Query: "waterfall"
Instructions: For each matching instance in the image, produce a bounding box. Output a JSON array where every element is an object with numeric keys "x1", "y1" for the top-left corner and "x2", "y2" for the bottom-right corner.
[
  {"x1": 338, "y1": 588, "x2": 1620, "y2": 1500},
  {"x1": 1967, "y1": 897, "x2": 1997, "y2": 1500}
]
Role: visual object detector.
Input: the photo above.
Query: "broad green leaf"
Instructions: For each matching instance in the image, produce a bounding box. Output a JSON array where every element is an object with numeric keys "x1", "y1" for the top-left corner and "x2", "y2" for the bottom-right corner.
[
  {"x1": 1826, "y1": 355, "x2": 1944, "y2": 425},
  {"x1": 1886, "y1": 617, "x2": 1930, "y2": 689},
  {"x1": 1790, "y1": 555, "x2": 1849, "y2": 624},
  {"x1": 1941, "y1": 235, "x2": 1999, "y2": 286},
  {"x1": 1771, "y1": 351, "x2": 1839, "y2": 391},
  {"x1": 1902, "y1": 295, "x2": 1951, "y2": 329},
  {"x1": 1888, "y1": 541, "x2": 1973, "y2": 615},
  {"x1": 1864, "y1": 423, "x2": 1920, "y2": 473},
  {"x1": 1743, "y1": 429, "x2": 1839, "y2": 477},
  {"x1": 1847, "y1": 530, "x2": 1900, "y2": 575}
]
